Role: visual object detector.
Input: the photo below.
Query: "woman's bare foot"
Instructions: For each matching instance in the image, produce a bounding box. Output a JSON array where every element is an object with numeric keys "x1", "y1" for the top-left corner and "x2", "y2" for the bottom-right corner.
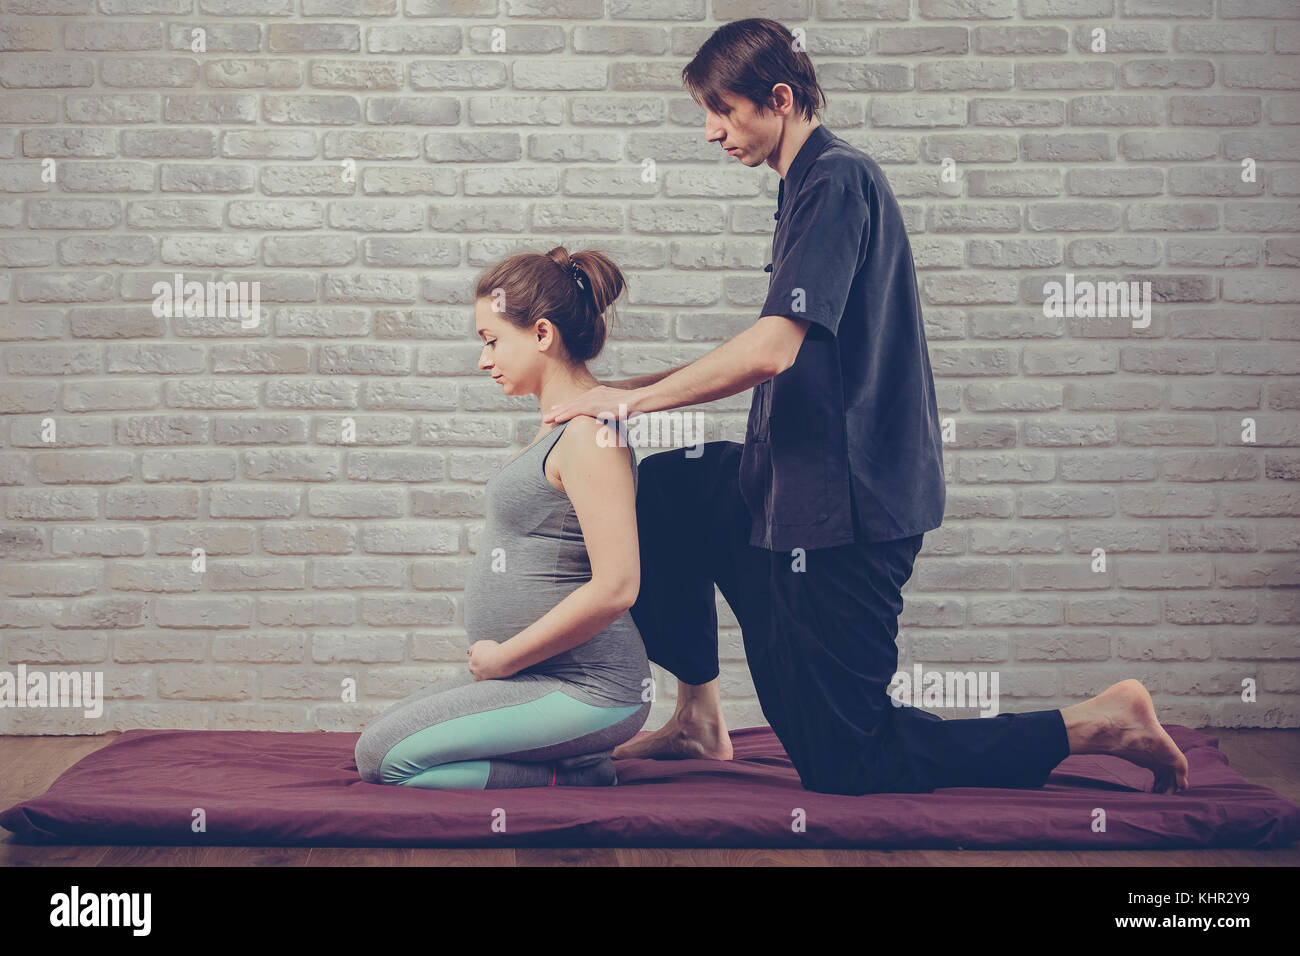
[
  {"x1": 612, "y1": 678, "x2": 734, "y2": 761},
  {"x1": 1061, "y1": 679, "x2": 1190, "y2": 794}
]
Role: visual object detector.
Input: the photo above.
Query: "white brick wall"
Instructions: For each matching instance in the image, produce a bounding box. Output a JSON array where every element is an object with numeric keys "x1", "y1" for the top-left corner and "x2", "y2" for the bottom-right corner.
[{"x1": 0, "y1": 1, "x2": 1297, "y2": 735}]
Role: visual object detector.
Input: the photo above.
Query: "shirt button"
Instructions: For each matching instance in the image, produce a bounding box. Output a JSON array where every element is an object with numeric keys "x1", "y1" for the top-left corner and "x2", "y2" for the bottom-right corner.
[{"x1": 773, "y1": 212, "x2": 779, "y2": 220}]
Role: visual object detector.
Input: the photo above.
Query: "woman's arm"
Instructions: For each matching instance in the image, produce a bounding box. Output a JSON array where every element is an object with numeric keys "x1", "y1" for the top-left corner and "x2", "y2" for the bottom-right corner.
[{"x1": 483, "y1": 415, "x2": 640, "y2": 678}]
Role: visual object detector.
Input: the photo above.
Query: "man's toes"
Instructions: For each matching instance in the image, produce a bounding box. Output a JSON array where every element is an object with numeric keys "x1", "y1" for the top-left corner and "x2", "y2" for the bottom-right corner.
[{"x1": 1152, "y1": 770, "x2": 1173, "y2": 794}]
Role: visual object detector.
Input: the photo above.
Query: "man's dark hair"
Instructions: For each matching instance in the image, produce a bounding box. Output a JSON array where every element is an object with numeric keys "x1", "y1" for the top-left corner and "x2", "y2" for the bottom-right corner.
[{"x1": 681, "y1": 18, "x2": 827, "y2": 122}]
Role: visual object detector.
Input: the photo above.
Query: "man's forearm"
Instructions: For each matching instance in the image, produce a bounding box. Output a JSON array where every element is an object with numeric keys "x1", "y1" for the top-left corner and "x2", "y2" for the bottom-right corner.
[
  {"x1": 602, "y1": 367, "x2": 686, "y2": 390},
  {"x1": 626, "y1": 323, "x2": 777, "y2": 417}
]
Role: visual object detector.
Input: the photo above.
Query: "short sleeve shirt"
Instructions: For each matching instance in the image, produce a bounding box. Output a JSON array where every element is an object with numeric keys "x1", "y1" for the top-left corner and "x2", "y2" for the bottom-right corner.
[{"x1": 739, "y1": 123, "x2": 946, "y2": 551}]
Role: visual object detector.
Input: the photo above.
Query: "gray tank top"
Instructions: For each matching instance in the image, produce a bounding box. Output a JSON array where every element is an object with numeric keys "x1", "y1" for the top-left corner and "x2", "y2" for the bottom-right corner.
[{"x1": 462, "y1": 418, "x2": 651, "y2": 708}]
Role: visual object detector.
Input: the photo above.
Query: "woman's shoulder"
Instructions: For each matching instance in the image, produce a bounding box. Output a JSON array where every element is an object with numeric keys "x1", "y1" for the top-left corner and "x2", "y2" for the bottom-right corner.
[
  {"x1": 549, "y1": 415, "x2": 635, "y2": 482},
  {"x1": 556, "y1": 414, "x2": 632, "y2": 451}
]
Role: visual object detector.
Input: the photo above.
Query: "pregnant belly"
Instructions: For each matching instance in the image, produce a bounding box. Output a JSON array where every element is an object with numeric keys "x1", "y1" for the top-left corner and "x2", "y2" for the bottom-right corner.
[{"x1": 463, "y1": 577, "x2": 584, "y2": 643}]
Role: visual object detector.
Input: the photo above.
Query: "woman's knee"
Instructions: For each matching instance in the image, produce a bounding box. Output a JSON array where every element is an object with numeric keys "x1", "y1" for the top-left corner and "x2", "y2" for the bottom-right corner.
[
  {"x1": 355, "y1": 718, "x2": 419, "y2": 785},
  {"x1": 354, "y1": 723, "x2": 388, "y2": 784},
  {"x1": 358, "y1": 737, "x2": 424, "y2": 786}
]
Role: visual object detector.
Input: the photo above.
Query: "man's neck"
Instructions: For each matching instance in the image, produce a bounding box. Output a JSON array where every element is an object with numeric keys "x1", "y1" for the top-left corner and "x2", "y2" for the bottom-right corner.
[{"x1": 770, "y1": 117, "x2": 823, "y2": 179}]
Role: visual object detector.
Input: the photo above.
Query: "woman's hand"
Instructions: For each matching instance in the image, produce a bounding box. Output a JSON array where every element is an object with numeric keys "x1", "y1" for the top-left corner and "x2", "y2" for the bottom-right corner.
[{"x1": 467, "y1": 640, "x2": 515, "y2": 681}]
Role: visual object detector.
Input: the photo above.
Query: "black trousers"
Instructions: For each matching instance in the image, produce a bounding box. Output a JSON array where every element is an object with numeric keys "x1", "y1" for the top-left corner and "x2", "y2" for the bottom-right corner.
[{"x1": 629, "y1": 441, "x2": 1070, "y2": 795}]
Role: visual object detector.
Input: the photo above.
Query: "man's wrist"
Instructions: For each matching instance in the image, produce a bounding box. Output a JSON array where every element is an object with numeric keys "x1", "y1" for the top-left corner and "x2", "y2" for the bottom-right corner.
[{"x1": 622, "y1": 386, "x2": 649, "y2": 418}]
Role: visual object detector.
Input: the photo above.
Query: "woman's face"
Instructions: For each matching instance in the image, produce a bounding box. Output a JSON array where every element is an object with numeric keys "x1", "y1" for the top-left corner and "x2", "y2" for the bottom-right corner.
[{"x1": 475, "y1": 296, "x2": 548, "y2": 397}]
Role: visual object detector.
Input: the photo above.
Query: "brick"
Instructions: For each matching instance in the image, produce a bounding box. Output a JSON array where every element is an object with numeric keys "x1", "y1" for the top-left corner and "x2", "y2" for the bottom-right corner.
[{"x1": 0, "y1": 4, "x2": 1293, "y2": 732}]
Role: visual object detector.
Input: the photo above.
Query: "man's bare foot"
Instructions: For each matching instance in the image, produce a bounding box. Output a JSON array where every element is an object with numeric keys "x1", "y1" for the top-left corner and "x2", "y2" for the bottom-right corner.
[
  {"x1": 1061, "y1": 679, "x2": 1190, "y2": 794},
  {"x1": 614, "y1": 677, "x2": 734, "y2": 761},
  {"x1": 612, "y1": 712, "x2": 734, "y2": 760}
]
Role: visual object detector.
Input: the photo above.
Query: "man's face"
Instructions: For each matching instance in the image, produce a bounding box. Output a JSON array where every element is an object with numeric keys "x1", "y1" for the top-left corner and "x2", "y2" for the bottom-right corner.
[{"x1": 703, "y1": 89, "x2": 785, "y2": 168}]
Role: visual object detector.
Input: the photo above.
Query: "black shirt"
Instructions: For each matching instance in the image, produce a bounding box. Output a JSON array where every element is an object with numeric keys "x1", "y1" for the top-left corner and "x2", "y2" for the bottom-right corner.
[{"x1": 739, "y1": 123, "x2": 946, "y2": 550}]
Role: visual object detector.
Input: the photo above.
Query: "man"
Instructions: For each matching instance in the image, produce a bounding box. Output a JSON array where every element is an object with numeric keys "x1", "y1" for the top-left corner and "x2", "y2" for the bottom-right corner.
[{"x1": 544, "y1": 18, "x2": 1188, "y2": 796}]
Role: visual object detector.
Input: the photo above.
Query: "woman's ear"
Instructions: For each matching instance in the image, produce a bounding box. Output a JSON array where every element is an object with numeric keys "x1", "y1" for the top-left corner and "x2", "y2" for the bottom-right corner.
[{"x1": 534, "y1": 318, "x2": 558, "y2": 352}]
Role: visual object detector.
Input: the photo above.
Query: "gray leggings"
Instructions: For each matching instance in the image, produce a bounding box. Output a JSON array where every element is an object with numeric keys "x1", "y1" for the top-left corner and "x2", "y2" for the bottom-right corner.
[{"x1": 354, "y1": 669, "x2": 651, "y2": 789}]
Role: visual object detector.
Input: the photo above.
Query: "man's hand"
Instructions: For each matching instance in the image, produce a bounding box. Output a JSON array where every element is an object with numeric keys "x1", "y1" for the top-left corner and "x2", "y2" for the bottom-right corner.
[
  {"x1": 467, "y1": 640, "x2": 515, "y2": 681},
  {"x1": 543, "y1": 384, "x2": 642, "y2": 425}
]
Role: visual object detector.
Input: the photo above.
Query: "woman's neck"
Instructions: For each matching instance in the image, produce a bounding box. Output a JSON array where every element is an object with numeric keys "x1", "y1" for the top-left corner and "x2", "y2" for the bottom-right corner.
[{"x1": 536, "y1": 367, "x2": 601, "y2": 423}]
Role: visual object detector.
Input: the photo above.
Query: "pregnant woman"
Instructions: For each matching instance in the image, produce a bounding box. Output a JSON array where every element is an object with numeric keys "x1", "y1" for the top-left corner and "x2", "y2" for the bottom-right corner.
[{"x1": 354, "y1": 247, "x2": 652, "y2": 789}]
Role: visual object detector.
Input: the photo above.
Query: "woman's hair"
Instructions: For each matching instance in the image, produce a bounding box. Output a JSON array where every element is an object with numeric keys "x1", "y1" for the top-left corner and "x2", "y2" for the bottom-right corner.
[
  {"x1": 681, "y1": 18, "x2": 826, "y2": 123},
  {"x1": 474, "y1": 246, "x2": 625, "y2": 364}
]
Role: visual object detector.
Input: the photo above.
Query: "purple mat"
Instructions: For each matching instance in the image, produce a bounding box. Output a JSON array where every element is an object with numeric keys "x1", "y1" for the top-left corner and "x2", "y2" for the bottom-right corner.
[{"x1": 3, "y1": 724, "x2": 1297, "y2": 848}]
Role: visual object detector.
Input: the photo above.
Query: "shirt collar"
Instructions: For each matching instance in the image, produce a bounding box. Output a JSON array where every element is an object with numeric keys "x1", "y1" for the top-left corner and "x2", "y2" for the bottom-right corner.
[{"x1": 776, "y1": 124, "x2": 835, "y2": 218}]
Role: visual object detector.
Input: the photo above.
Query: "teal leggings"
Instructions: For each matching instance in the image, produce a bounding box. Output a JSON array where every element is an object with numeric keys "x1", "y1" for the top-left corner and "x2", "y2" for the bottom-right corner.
[{"x1": 354, "y1": 670, "x2": 651, "y2": 790}]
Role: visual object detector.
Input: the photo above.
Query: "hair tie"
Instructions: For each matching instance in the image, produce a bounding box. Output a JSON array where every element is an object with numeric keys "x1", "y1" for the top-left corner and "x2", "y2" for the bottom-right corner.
[{"x1": 565, "y1": 260, "x2": 590, "y2": 295}]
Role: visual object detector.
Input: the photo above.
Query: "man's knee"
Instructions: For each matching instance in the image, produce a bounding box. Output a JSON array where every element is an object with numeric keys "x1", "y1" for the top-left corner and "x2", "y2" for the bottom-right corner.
[
  {"x1": 785, "y1": 723, "x2": 922, "y2": 796},
  {"x1": 638, "y1": 440, "x2": 738, "y2": 490},
  {"x1": 796, "y1": 760, "x2": 929, "y2": 797},
  {"x1": 792, "y1": 752, "x2": 871, "y2": 796}
]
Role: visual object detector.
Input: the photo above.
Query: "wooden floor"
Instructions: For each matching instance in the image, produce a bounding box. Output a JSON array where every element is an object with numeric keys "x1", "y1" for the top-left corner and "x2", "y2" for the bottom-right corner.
[{"x1": 2, "y1": 729, "x2": 1297, "y2": 866}]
